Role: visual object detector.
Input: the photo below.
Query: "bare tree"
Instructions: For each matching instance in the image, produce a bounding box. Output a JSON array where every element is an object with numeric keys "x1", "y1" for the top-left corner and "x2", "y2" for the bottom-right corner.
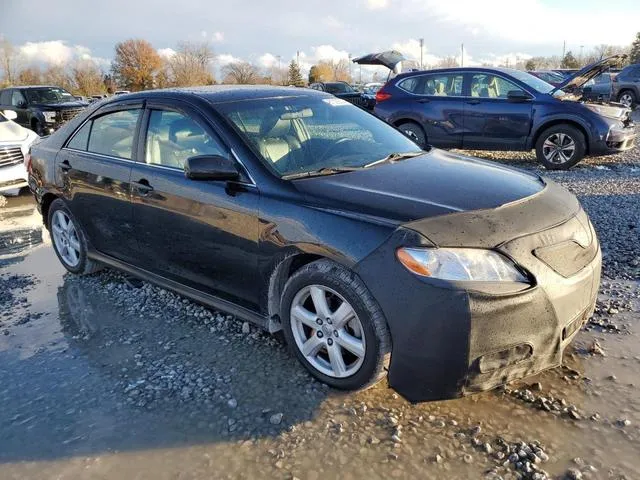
[
  {"x1": 167, "y1": 41, "x2": 215, "y2": 86},
  {"x1": 0, "y1": 37, "x2": 20, "y2": 86},
  {"x1": 18, "y1": 66, "x2": 42, "y2": 85},
  {"x1": 436, "y1": 56, "x2": 458, "y2": 68},
  {"x1": 73, "y1": 60, "x2": 106, "y2": 96},
  {"x1": 42, "y1": 65, "x2": 75, "y2": 92},
  {"x1": 112, "y1": 39, "x2": 163, "y2": 91},
  {"x1": 222, "y1": 62, "x2": 258, "y2": 84}
]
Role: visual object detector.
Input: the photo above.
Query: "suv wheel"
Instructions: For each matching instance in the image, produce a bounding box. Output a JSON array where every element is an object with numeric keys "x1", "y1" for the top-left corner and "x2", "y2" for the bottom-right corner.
[
  {"x1": 48, "y1": 199, "x2": 102, "y2": 275},
  {"x1": 535, "y1": 124, "x2": 586, "y2": 170},
  {"x1": 280, "y1": 259, "x2": 390, "y2": 391},
  {"x1": 617, "y1": 91, "x2": 636, "y2": 108},
  {"x1": 397, "y1": 121, "x2": 427, "y2": 148}
]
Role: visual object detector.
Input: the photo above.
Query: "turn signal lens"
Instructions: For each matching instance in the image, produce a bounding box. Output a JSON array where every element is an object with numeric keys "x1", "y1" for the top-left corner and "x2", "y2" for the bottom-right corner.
[{"x1": 396, "y1": 247, "x2": 529, "y2": 283}]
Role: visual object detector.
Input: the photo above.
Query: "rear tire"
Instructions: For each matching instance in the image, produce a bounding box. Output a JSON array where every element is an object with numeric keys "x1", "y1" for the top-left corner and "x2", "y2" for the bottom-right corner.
[
  {"x1": 48, "y1": 199, "x2": 102, "y2": 275},
  {"x1": 397, "y1": 121, "x2": 427, "y2": 148},
  {"x1": 617, "y1": 90, "x2": 636, "y2": 108},
  {"x1": 280, "y1": 259, "x2": 390, "y2": 391},
  {"x1": 535, "y1": 124, "x2": 586, "y2": 170}
]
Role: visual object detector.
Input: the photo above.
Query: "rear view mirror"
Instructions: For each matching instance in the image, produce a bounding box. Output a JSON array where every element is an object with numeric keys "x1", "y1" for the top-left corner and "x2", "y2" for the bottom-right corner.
[
  {"x1": 507, "y1": 90, "x2": 532, "y2": 102},
  {"x1": 3, "y1": 110, "x2": 17, "y2": 121},
  {"x1": 184, "y1": 155, "x2": 239, "y2": 181}
]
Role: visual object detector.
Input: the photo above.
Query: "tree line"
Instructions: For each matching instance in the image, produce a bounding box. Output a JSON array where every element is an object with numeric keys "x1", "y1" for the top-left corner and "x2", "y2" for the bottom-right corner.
[{"x1": 2, "y1": 33, "x2": 640, "y2": 95}]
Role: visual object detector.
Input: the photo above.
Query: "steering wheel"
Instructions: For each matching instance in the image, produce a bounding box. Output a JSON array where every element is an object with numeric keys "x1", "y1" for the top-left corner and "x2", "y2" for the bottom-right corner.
[{"x1": 319, "y1": 137, "x2": 354, "y2": 162}]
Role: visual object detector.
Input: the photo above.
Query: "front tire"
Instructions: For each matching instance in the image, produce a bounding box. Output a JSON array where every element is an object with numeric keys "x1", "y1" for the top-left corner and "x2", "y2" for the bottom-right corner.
[
  {"x1": 535, "y1": 124, "x2": 586, "y2": 170},
  {"x1": 48, "y1": 199, "x2": 102, "y2": 275},
  {"x1": 280, "y1": 259, "x2": 391, "y2": 391},
  {"x1": 617, "y1": 90, "x2": 636, "y2": 108},
  {"x1": 397, "y1": 121, "x2": 427, "y2": 148}
]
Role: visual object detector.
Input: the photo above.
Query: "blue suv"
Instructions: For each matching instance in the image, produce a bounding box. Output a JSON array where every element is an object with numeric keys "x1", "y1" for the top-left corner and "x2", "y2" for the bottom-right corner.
[{"x1": 359, "y1": 54, "x2": 636, "y2": 169}]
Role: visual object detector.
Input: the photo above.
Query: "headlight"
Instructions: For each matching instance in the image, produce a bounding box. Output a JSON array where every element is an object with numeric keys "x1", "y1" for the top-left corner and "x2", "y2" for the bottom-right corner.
[
  {"x1": 583, "y1": 103, "x2": 625, "y2": 119},
  {"x1": 396, "y1": 247, "x2": 528, "y2": 282},
  {"x1": 42, "y1": 111, "x2": 57, "y2": 123}
]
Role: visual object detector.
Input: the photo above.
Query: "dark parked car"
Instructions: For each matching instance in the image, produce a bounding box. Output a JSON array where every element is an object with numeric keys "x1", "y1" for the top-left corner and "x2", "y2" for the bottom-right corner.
[
  {"x1": 612, "y1": 63, "x2": 640, "y2": 108},
  {"x1": 528, "y1": 70, "x2": 565, "y2": 86},
  {"x1": 582, "y1": 72, "x2": 614, "y2": 102},
  {"x1": 372, "y1": 55, "x2": 635, "y2": 169},
  {"x1": 29, "y1": 86, "x2": 601, "y2": 402},
  {"x1": 309, "y1": 81, "x2": 371, "y2": 109},
  {"x1": 0, "y1": 85, "x2": 88, "y2": 136}
]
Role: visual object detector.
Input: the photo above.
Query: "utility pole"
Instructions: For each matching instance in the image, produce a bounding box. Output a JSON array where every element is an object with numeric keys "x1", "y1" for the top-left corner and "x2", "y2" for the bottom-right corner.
[
  {"x1": 348, "y1": 53, "x2": 353, "y2": 82},
  {"x1": 562, "y1": 40, "x2": 566, "y2": 60},
  {"x1": 296, "y1": 50, "x2": 300, "y2": 66},
  {"x1": 419, "y1": 38, "x2": 424, "y2": 69},
  {"x1": 276, "y1": 55, "x2": 282, "y2": 85},
  {"x1": 461, "y1": 43, "x2": 464, "y2": 67},
  {"x1": 580, "y1": 45, "x2": 584, "y2": 64}
]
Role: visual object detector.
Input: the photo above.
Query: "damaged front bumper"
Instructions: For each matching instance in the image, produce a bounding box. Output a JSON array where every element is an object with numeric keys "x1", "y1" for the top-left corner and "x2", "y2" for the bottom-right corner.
[{"x1": 355, "y1": 180, "x2": 602, "y2": 403}]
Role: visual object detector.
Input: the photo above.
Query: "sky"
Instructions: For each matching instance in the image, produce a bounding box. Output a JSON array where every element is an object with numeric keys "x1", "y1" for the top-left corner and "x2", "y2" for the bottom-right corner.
[{"x1": 2, "y1": 0, "x2": 639, "y2": 79}]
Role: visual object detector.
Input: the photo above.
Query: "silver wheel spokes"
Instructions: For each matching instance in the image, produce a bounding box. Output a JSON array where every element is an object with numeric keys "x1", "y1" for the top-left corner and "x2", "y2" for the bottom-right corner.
[
  {"x1": 52, "y1": 210, "x2": 81, "y2": 267},
  {"x1": 290, "y1": 285, "x2": 365, "y2": 379},
  {"x1": 542, "y1": 132, "x2": 575, "y2": 164},
  {"x1": 620, "y1": 94, "x2": 632, "y2": 107}
]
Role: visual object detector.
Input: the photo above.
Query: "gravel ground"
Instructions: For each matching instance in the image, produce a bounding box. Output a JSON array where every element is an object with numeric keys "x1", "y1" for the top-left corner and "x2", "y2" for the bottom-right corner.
[{"x1": 0, "y1": 114, "x2": 639, "y2": 479}]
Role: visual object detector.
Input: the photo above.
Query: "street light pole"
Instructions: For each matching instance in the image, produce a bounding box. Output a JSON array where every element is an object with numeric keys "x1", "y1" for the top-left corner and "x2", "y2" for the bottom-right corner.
[
  {"x1": 419, "y1": 38, "x2": 424, "y2": 69},
  {"x1": 461, "y1": 43, "x2": 464, "y2": 67}
]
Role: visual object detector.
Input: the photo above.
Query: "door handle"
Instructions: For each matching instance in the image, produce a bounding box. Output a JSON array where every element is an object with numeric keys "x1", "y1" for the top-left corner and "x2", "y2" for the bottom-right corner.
[
  {"x1": 417, "y1": 98, "x2": 431, "y2": 103},
  {"x1": 60, "y1": 160, "x2": 71, "y2": 172},
  {"x1": 466, "y1": 99, "x2": 481, "y2": 105},
  {"x1": 133, "y1": 179, "x2": 154, "y2": 196}
]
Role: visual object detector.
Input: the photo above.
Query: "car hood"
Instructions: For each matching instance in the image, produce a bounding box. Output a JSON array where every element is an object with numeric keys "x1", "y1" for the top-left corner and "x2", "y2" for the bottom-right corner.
[
  {"x1": 553, "y1": 54, "x2": 627, "y2": 93},
  {"x1": 0, "y1": 119, "x2": 32, "y2": 143},
  {"x1": 293, "y1": 149, "x2": 546, "y2": 225},
  {"x1": 352, "y1": 50, "x2": 406, "y2": 72},
  {"x1": 29, "y1": 101, "x2": 88, "y2": 109}
]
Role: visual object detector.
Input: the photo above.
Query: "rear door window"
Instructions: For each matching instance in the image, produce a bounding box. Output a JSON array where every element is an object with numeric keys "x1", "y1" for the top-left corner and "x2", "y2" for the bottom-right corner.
[
  {"x1": 87, "y1": 109, "x2": 141, "y2": 159},
  {"x1": 470, "y1": 74, "x2": 523, "y2": 98},
  {"x1": 398, "y1": 73, "x2": 463, "y2": 96},
  {"x1": 0, "y1": 89, "x2": 11, "y2": 105}
]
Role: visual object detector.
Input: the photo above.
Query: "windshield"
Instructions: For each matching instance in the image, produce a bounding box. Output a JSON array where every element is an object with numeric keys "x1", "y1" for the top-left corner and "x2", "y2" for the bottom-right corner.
[
  {"x1": 324, "y1": 83, "x2": 353, "y2": 94},
  {"x1": 507, "y1": 70, "x2": 557, "y2": 94},
  {"x1": 216, "y1": 95, "x2": 423, "y2": 177},
  {"x1": 24, "y1": 87, "x2": 76, "y2": 104}
]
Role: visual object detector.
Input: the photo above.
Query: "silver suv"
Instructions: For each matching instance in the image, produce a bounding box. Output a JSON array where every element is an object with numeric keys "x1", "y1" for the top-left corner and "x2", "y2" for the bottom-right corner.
[{"x1": 612, "y1": 64, "x2": 640, "y2": 108}]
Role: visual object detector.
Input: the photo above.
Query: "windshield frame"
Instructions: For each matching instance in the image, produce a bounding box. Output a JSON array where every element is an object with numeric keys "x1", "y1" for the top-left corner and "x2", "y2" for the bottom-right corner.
[{"x1": 213, "y1": 94, "x2": 423, "y2": 179}]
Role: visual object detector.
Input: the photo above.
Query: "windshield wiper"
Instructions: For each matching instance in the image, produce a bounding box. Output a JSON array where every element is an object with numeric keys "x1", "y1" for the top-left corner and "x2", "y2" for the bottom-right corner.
[
  {"x1": 282, "y1": 166, "x2": 362, "y2": 180},
  {"x1": 364, "y1": 151, "x2": 424, "y2": 168}
]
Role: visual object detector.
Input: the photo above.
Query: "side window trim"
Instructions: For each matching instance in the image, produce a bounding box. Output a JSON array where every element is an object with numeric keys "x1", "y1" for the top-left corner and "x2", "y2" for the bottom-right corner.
[{"x1": 139, "y1": 101, "x2": 253, "y2": 185}]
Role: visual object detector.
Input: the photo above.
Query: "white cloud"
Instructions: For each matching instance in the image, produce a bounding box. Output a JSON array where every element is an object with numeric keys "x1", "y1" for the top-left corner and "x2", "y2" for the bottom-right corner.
[
  {"x1": 18, "y1": 40, "x2": 110, "y2": 69},
  {"x1": 323, "y1": 15, "x2": 343, "y2": 29},
  {"x1": 258, "y1": 53, "x2": 278, "y2": 68},
  {"x1": 213, "y1": 31, "x2": 224, "y2": 42},
  {"x1": 391, "y1": 39, "x2": 441, "y2": 67},
  {"x1": 310, "y1": 45, "x2": 350, "y2": 62},
  {"x1": 366, "y1": 0, "x2": 388, "y2": 9},
  {"x1": 157, "y1": 47, "x2": 176, "y2": 59},
  {"x1": 217, "y1": 53, "x2": 242, "y2": 66}
]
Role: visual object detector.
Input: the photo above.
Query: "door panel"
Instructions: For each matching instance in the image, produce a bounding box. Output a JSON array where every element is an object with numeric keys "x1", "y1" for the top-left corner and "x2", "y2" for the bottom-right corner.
[
  {"x1": 130, "y1": 105, "x2": 261, "y2": 307},
  {"x1": 59, "y1": 107, "x2": 142, "y2": 262},
  {"x1": 463, "y1": 73, "x2": 533, "y2": 150}
]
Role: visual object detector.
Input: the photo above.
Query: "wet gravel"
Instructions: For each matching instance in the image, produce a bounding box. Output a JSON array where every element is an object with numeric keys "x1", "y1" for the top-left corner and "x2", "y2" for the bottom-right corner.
[{"x1": 1, "y1": 115, "x2": 639, "y2": 478}]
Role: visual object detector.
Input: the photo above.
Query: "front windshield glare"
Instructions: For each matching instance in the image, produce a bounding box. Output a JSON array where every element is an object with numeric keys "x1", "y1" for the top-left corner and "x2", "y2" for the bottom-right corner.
[
  {"x1": 25, "y1": 88, "x2": 75, "y2": 104},
  {"x1": 218, "y1": 96, "x2": 423, "y2": 177},
  {"x1": 507, "y1": 70, "x2": 556, "y2": 94}
]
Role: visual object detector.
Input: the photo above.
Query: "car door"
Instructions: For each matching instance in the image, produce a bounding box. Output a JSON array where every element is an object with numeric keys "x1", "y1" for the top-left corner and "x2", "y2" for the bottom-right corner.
[
  {"x1": 462, "y1": 72, "x2": 533, "y2": 150},
  {"x1": 57, "y1": 102, "x2": 142, "y2": 263},
  {"x1": 129, "y1": 100, "x2": 261, "y2": 306},
  {"x1": 10, "y1": 89, "x2": 30, "y2": 128},
  {"x1": 396, "y1": 72, "x2": 465, "y2": 148}
]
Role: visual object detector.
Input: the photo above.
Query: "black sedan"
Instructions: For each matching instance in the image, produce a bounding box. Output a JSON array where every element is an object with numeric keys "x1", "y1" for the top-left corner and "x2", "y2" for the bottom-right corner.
[{"x1": 28, "y1": 86, "x2": 601, "y2": 402}]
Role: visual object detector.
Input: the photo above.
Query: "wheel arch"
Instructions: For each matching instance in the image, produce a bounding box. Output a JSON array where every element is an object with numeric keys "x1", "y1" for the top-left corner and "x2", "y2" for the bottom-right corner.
[
  {"x1": 41, "y1": 192, "x2": 60, "y2": 228},
  {"x1": 531, "y1": 119, "x2": 590, "y2": 154}
]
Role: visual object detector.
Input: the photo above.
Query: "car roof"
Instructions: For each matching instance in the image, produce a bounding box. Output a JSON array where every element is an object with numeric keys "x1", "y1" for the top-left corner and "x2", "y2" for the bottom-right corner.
[
  {"x1": 110, "y1": 85, "x2": 329, "y2": 104},
  {"x1": 392, "y1": 67, "x2": 527, "y2": 80},
  {"x1": 8, "y1": 85, "x2": 65, "y2": 89}
]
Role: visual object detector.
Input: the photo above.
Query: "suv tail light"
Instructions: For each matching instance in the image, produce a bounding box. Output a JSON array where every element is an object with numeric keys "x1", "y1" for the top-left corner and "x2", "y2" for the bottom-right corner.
[{"x1": 376, "y1": 88, "x2": 392, "y2": 102}]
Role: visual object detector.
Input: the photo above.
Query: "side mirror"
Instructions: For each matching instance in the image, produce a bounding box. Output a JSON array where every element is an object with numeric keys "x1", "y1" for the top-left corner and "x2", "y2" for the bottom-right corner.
[
  {"x1": 507, "y1": 90, "x2": 532, "y2": 102},
  {"x1": 2, "y1": 109, "x2": 17, "y2": 121},
  {"x1": 184, "y1": 155, "x2": 239, "y2": 181}
]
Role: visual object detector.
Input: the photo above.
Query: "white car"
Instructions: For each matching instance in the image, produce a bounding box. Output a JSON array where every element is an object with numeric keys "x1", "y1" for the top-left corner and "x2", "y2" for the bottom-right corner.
[{"x1": 0, "y1": 109, "x2": 39, "y2": 195}]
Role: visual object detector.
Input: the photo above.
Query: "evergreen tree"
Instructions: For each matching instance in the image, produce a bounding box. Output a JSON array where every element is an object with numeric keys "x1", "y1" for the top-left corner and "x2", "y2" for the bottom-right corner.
[
  {"x1": 630, "y1": 32, "x2": 640, "y2": 64},
  {"x1": 561, "y1": 51, "x2": 579, "y2": 69},
  {"x1": 287, "y1": 60, "x2": 304, "y2": 86}
]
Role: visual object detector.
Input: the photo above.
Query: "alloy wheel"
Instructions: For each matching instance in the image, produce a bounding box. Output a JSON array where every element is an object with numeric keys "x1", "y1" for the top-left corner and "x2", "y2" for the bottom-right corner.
[
  {"x1": 289, "y1": 285, "x2": 366, "y2": 378},
  {"x1": 619, "y1": 93, "x2": 633, "y2": 108},
  {"x1": 51, "y1": 210, "x2": 81, "y2": 267},
  {"x1": 542, "y1": 132, "x2": 576, "y2": 164}
]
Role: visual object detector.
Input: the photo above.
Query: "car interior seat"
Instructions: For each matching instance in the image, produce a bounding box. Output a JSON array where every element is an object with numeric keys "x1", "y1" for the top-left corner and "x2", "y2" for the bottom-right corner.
[{"x1": 258, "y1": 110, "x2": 305, "y2": 167}]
